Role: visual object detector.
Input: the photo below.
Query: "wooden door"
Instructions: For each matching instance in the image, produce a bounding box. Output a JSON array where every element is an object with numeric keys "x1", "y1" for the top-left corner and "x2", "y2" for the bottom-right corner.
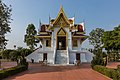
[
  {"x1": 76, "y1": 53, "x2": 80, "y2": 60},
  {"x1": 43, "y1": 53, "x2": 47, "y2": 61}
]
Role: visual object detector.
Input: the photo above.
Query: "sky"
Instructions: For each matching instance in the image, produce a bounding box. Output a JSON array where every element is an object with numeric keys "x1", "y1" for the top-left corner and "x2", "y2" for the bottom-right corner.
[{"x1": 3, "y1": 0, "x2": 120, "y2": 49}]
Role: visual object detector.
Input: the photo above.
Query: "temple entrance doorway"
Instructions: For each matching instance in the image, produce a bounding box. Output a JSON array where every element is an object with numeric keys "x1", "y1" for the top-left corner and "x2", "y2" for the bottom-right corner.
[
  {"x1": 56, "y1": 27, "x2": 67, "y2": 50},
  {"x1": 57, "y1": 36, "x2": 66, "y2": 50}
]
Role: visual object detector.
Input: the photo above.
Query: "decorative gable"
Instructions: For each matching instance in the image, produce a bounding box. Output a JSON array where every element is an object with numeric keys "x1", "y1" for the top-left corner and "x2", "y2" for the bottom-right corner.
[
  {"x1": 54, "y1": 14, "x2": 69, "y2": 27},
  {"x1": 57, "y1": 28, "x2": 66, "y2": 35},
  {"x1": 53, "y1": 6, "x2": 70, "y2": 27}
]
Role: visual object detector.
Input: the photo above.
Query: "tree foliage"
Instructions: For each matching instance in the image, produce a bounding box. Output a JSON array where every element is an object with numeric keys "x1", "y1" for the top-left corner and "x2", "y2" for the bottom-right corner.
[
  {"x1": 0, "y1": 48, "x2": 32, "y2": 64},
  {"x1": 24, "y1": 24, "x2": 37, "y2": 50},
  {"x1": 101, "y1": 25, "x2": 120, "y2": 61},
  {"x1": 0, "y1": 49, "x2": 13, "y2": 59},
  {"x1": 102, "y1": 25, "x2": 120, "y2": 52},
  {"x1": 89, "y1": 28, "x2": 104, "y2": 50},
  {"x1": 9, "y1": 50, "x2": 19, "y2": 61},
  {"x1": 0, "y1": 0, "x2": 12, "y2": 50},
  {"x1": 17, "y1": 47, "x2": 32, "y2": 60},
  {"x1": 89, "y1": 28, "x2": 106, "y2": 67}
]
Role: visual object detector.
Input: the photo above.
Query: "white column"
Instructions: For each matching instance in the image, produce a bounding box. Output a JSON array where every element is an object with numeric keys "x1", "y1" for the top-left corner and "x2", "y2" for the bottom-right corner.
[
  {"x1": 78, "y1": 39, "x2": 81, "y2": 51},
  {"x1": 51, "y1": 32, "x2": 54, "y2": 50},
  {"x1": 68, "y1": 32, "x2": 72, "y2": 50},
  {"x1": 42, "y1": 39, "x2": 45, "y2": 51}
]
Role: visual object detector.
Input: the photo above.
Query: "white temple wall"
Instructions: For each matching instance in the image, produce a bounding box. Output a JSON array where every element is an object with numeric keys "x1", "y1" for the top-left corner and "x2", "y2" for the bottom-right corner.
[
  {"x1": 53, "y1": 27, "x2": 59, "y2": 48},
  {"x1": 26, "y1": 51, "x2": 42, "y2": 63},
  {"x1": 69, "y1": 52, "x2": 91, "y2": 64},
  {"x1": 42, "y1": 39, "x2": 53, "y2": 51},
  {"x1": 69, "y1": 52, "x2": 76, "y2": 64},
  {"x1": 72, "y1": 39, "x2": 82, "y2": 50},
  {"x1": 47, "y1": 52, "x2": 54, "y2": 64},
  {"x1": 85, "y1": 52, "x2": 94, "y2": 62},
  {"x1": 64, "y1": 28, "x2": 72, "y2": 50},
  {"x1": 26, "y1": 51, "x2": 54, "y2": 64},
  {"x1": 39, "y1": 52, "x2": 54, "y2": 64}
]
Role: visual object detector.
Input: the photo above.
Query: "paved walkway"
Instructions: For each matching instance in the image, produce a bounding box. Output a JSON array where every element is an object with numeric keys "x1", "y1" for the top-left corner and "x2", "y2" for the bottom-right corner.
[
  {"x1": 107, "y1": 62, "x2": 120, "y2": 68},
  {"x1": 0, "y1": 61, "x2": 17, "y2": 70},
  {"x1": 4, "y1": 63, "x2": 111, "y2": 80}
]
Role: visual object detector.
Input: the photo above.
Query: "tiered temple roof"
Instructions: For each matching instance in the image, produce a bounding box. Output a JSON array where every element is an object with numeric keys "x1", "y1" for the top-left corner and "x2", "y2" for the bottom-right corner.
[{"x1": 37, "y1": 6, "x2": 87, "y2": 41}]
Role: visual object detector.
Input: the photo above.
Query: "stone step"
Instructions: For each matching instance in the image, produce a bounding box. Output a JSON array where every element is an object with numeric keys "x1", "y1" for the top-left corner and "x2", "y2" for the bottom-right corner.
[
  {"x1": 48, "y1": 64, "x2": 74, "y2": 66},
  {"x1": 55, "y1": 50, "x2": 68, "y2": 64},
  {"x1": 57, "y1": 50, "x2": 67, "y2": 53}
]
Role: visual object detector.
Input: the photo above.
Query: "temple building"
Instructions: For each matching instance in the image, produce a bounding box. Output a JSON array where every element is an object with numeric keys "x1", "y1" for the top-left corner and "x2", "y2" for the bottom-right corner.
[{"x1": 26, "y1": 7, "x2": 93, "y2": 64}]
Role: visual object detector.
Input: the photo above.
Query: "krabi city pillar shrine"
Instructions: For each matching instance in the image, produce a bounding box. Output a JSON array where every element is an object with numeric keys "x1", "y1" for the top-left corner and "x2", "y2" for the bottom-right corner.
[{"x1": 26, "y1": 7, "x2": 93, "y2": 65}]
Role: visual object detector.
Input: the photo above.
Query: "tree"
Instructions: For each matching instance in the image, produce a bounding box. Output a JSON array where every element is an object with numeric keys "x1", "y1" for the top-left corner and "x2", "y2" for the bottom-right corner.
[
  {"x1": 0, "y1": 0, "x2": 12, "y2": 50},
  {"x1": 91, "y1": 49, "x2": 105, "y2": 67},
  {"x1": 89, "y1": 28, "x2": 105, "y2": 67},
  {"x1": 8, "y1": 48, "x2": 32, "y2": 65},
  {"x1": 102, "y1": 25, "x2": 120, "y2": 51},
  {"x1": 17, "y1": 48, "x2": 32, "y2": 59},
  {"x1": 113, "y1": 25, "x2": 120, "y2": 51},
  {"x1": 9, "y1": 50, "x2": 19, "y2": 63},
  {"x1": 22, "y1": 48, "x2": 32, "y2": 56},
  {"x1": 0, "y1": 49, "x2": 13, "y2": 59},
  {"x1": 101, "y1": 25, "x2": 120, "y2": 61},
  {"x1": 24, "y1": 24, "x2": 37, "y2": 50},
  {"x1": 89, "y1": 28, "x2": 104, "y2": 50}
]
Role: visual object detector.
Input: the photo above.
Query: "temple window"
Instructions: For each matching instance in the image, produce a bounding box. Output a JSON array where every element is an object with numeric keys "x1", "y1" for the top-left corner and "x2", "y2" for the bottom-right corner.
[
  {"x1": 73, "y1": 39, "x2": 78, "y2": 47},
  {"x1": 41, "y1": 25, "x2": 46, "y2": 32},
  {"x1": 78, "y1": 25, "x2": 83, "y2": 32},
  {"x1": 46, "y1": 39, "x2": 51, "y2": 47}
]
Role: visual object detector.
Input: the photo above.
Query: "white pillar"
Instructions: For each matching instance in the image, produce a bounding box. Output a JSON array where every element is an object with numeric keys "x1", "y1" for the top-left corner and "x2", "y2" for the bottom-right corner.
[
  {"x1": 51, "y1": 32, "x2": 54, "y2": 49},
  {"x1": 68, "y1": 32, "x2": 72, "y2": 50}
]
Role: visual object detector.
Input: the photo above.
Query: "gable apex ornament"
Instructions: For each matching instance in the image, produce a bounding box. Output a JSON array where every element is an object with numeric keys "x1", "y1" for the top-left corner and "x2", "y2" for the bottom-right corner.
[{"x1": 52, "y1": 6, "x2": 70, "y2": 26}]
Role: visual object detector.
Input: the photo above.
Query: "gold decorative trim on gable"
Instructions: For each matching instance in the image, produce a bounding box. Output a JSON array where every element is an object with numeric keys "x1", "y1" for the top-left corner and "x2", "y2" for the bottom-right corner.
[
  {"x1": 57, "y1": 27, "x2": 66, "y2": 36},
  {"x1": 57, "y1": 27, "x2": 66, "y2": 35},
  {"x1": 52, "y1": 6, "x2": 70, "y2": 27}
]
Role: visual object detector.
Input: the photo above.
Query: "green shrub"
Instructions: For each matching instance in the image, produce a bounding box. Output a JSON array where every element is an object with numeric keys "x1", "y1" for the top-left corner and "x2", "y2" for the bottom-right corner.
[
  {"x1": 9, "y1": 50, "x2": 19, "y2": 62},
  {"x1": 0, "y1": 49, "x2": 13, "y2": 59},
  {"x1": 117, "y1": 65, "x2": 120, "y2": 71},
  {"x1": 93, "y1": 65, "x2": 107, "y2": 74},
  {"x1": 104, "y1": 68, "x2": 112, "y2": 77},
  {"x1": 117, "y1": 65, "x2": 120, "y2": 80},
  {"x1": 110, "y1": 70, "x2": 119, "y2": 80},
  {"x1": 18, "y1": 59, "x2": 28, "y2": 68},
  {"x1": 91, "y1": 57, "x2": 106, "y2": 68},
  {"x1": 93, "y1": 65, "x2": 120, "y2": 80},
  {"x1": 0, "y1": 65, "x2": 28, "y2": 79},
  {"x1": 17, "y1": 48, "x2": 33, "y2": 57}
]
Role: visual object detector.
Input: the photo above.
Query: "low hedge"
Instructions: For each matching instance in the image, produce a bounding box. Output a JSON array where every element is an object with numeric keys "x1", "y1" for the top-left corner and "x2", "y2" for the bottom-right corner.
[
  {"x1": 117, "y1": 65, "x2": 120, "y2": 71},
  {"x1": 0, "y1": 65, "x2": 28, "y2": 79},
  {"x1": 93, "y1": 65, "x2": 120, "y2": 80}
]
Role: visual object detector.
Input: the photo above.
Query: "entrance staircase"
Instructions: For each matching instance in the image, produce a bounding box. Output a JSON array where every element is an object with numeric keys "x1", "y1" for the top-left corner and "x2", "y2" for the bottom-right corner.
[{"x1": 55, "y1": 50, "x2": 67, "y2": 64}]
